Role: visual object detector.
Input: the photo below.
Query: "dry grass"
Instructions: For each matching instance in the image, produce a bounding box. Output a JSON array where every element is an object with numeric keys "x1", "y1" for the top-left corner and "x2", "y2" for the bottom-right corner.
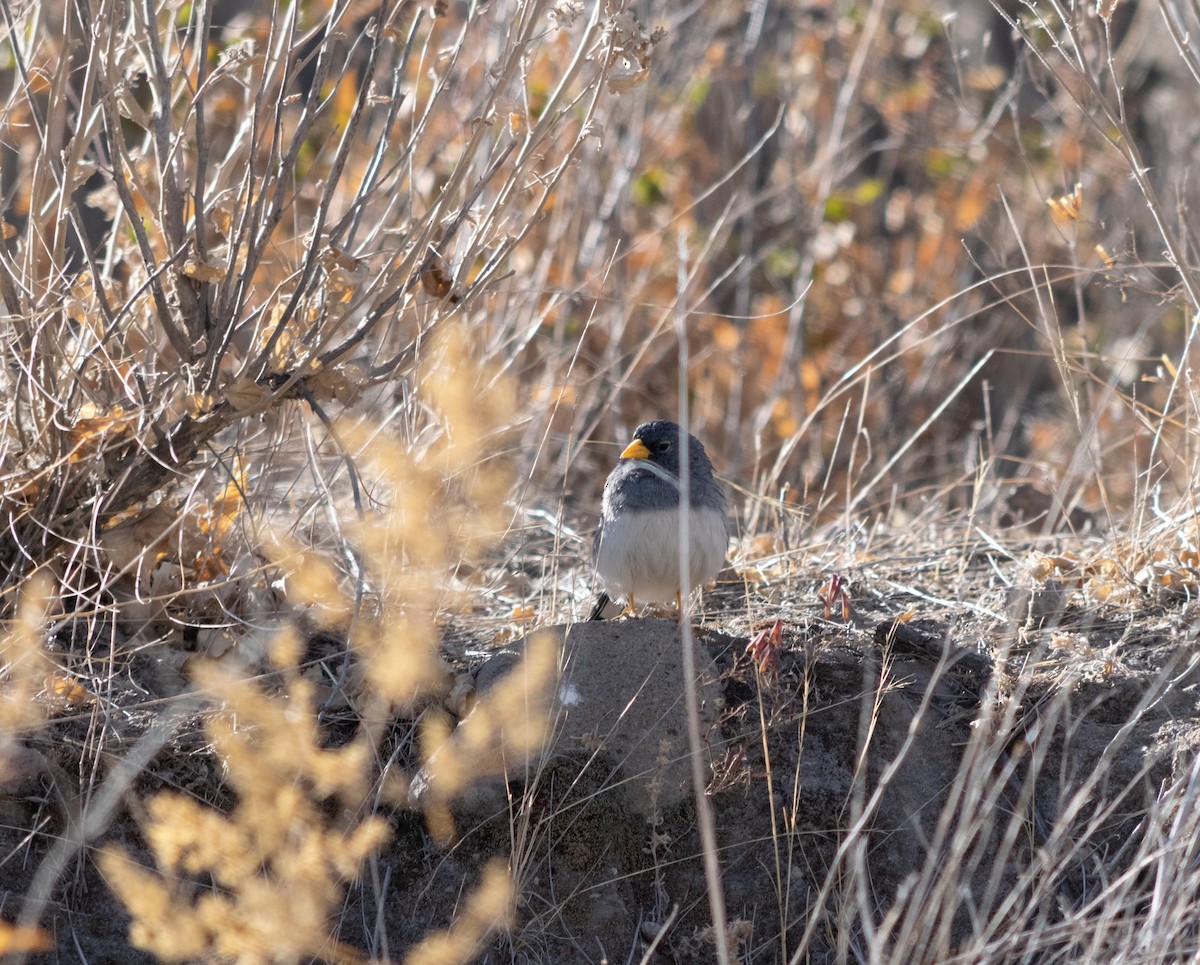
[{"x1": 1, "y1": 0, "x2": 1200, "y2": 961}]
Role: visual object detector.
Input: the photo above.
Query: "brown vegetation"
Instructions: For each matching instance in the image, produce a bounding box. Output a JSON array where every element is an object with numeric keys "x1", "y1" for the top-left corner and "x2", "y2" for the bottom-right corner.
[{"x1": 2, "y1": 0, "x2": 1200, "y2": 962}]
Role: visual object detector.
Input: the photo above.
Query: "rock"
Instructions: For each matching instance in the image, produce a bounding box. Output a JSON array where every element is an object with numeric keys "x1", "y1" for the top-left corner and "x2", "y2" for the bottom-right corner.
[
  {"x1": 427, "y1": 619, "x2": 724, "y2": 826},
  {"x1": 546, "y1": 618, "x2": 723, "y2": 816}
]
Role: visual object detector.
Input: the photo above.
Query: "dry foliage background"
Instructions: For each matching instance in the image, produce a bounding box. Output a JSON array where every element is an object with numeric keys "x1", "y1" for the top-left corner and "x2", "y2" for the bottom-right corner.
[{"x1": 2, "y1": 0, "x2": 1200, "y2": 961}]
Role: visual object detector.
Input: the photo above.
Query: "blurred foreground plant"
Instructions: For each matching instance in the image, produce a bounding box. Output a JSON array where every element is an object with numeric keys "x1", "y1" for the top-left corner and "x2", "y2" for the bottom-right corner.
[{"x1": 98, "y1": 323, "x2": 556, "y2": 963}]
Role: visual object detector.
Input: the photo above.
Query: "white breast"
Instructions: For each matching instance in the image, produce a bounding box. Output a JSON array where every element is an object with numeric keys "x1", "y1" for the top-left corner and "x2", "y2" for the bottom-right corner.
[{"x1": 593, "y1": 506, "x2": 728, "y2": 605}]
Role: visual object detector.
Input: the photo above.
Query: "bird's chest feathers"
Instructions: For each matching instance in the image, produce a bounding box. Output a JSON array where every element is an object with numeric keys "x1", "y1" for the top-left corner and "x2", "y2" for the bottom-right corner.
[
  {"x1": 593, "y1": 506, "x2": 727, "y2": 603},
  {"x1": 602, "y1": 469, "x2": 678, "y2": 515}
]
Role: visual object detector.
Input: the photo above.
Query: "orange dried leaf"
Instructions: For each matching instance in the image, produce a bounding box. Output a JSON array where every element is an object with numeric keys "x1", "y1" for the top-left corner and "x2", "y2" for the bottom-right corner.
[
  {"x1": 67, "y1": 404, "x2": 137, "y2": 462},
  {"x1": 100, "y1": 504, "x2": 179, "y2": 571},
  {"x1": 954, "y1": 174, "x2": 990, "y2": 231},
  {"x1": 225, "y1": 377, "x2": 270, "y2": 411},
  {"x1": 257, "y1": 300, "x2": 303, "y2": 374},
  {"x1": 185, "y1": 393, "x2": 217, "y2": 417},
  {"x1": 70, "y1": 403, "x2": 134, "y2": 442},
  {"x1": 0, "y1": 921, "x2": 52, "y2": 954},
  {"x1": 1029, "y1": 557, "x2": 1056, "y2": 582},
  {"x1": 192, "y1": 546, "x2": 229, "y2": 581},
  {"x1": 712, "y1": 320, "x2": 739, "y2": 351},
  {"x1": 182, "y1": 258, "x2": 225, "y2": 283},
  {"x1": 194, "y1": 461, "x2": 247, "y2": 548},
  {"x1": 322, "y1": 246, "x2": 370, "y2": 290},
  {"x1": 45, "y1": 674, "x2": 92, "y2": 706},
  {"x1": 1047, "y1": 183, "x2": 1082, "y2": 223},
  {"x1": 420, "y1": 261, "x2": 458, "y2": 301},
  {"x1": 965, "y1": 66, "x2": 1004, "y2": 92}
]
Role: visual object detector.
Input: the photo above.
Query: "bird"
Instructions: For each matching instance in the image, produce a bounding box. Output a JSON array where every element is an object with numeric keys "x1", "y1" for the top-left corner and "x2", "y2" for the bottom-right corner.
[{"x1": 588, "y1": 420, "x2": 728, "y2": 621}]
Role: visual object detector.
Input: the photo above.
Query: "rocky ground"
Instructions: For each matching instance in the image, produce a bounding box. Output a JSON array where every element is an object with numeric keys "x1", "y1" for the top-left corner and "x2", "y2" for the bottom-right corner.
[{"x1": 4, "y1": 522, "x2": 1200, "y2": 964}]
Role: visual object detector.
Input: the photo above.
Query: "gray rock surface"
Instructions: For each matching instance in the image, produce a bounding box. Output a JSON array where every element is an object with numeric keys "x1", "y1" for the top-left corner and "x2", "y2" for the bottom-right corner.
[{"x1": 469, "y1": 618, "x2": 724, "y2": 818}]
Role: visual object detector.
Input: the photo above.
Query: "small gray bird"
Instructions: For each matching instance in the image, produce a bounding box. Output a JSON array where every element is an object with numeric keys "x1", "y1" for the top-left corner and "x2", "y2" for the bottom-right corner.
[{"x1": 588, "y1": 420, "x2": 728, "y2": 620}]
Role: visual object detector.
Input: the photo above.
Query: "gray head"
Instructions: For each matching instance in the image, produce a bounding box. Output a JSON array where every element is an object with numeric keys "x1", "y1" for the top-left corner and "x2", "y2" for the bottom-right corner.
[
  {"x1": 604, "y1": 420, "x2": 725, "y2": 512},
  {"x1": 624, "y1": 420, "x2": 710, "y2": 473}
]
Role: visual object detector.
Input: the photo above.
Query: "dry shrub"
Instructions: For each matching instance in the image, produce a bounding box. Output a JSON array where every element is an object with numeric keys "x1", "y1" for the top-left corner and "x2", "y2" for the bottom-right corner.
[
  {"x1": 98, "y1": 323, "x2": 551, "y2": 963},
  {"x1": 5, "y1": 0, "x2": 1200, "y2": 961},
  {"x1": 0, "y1": 0, "x2": 646, "y2": 947},
  {"x1": 0, "y1": 0, "x2": 653, "y2": 615},
  {"x1": 99, "y1": 659, "x2": 391, "y2": 965}
]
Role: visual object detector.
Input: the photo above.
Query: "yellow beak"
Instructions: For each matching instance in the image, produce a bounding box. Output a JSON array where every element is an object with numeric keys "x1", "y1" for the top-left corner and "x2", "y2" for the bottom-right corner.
[{"x1": 620, "y1": 438, "x2": 651, "y2": 460}]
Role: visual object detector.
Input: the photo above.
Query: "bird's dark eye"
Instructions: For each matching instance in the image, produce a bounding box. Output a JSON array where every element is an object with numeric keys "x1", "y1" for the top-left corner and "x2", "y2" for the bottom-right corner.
[{"x1": 655, "y1": 440, "x2": 671, "y2": 453}]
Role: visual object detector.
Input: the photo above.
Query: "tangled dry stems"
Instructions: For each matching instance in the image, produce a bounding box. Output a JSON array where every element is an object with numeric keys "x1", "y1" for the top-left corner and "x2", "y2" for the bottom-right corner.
[{"x1": 2, "y1": 0, "x2": 1200, "y2": 961}]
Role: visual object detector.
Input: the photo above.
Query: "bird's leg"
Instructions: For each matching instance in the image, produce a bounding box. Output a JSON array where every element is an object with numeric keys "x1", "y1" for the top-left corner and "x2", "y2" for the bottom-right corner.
[
  {"x1": 676, "y1": 589, "x2": 684, "y2": 623},
  {"x1": 623, "y1": 593, "x2": 637, "y2": 616}
]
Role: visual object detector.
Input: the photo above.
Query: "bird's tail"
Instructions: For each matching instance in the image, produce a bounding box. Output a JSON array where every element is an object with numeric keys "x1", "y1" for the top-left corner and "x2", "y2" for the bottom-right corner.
[{"x1": 587, "y1": 592, "x2": 611, "y2": 621}]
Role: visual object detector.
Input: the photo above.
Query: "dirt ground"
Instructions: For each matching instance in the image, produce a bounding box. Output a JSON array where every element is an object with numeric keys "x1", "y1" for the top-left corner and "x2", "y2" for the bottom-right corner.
[{"x1": 4, "y1": 531, "x2": 1200, "y2": 964}]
